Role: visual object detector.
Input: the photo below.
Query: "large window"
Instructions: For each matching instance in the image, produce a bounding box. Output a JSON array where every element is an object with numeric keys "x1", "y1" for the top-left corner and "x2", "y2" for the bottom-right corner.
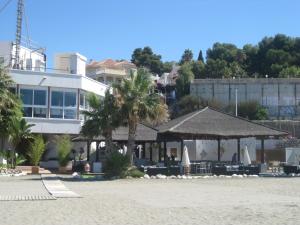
[
  {"x1": 50, "y1": 90, "x2": 77, "y2": 119},
  {"x1": 20, "y1": 88, "x2": 47, "y2": 118}
]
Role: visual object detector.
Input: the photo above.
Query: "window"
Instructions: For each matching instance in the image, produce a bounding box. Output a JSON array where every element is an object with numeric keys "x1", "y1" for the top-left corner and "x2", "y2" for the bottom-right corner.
[
  {"x1": 79, "y1": 91, "x2": 89, "y2": 121},
  {"x1": 50, "y1": 90, "x2": 77, "y2": 119},
  {"x1": 20, "y1": 88, "x2": 47, "y2": 118}
]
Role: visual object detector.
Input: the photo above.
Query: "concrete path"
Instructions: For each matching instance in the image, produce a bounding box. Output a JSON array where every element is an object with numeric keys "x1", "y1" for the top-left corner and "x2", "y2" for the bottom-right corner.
[
  {"x1": 41, "y1": 174, "x2": 81, "y2": 198},
  {"x1": 0, "y1": 175, "x2": 56, "y2": 201}
]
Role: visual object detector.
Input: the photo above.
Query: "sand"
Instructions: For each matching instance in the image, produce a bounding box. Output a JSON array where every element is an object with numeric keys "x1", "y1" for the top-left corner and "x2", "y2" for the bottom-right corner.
[{"x1": 0, "y1": 177, "x2": 300, "y2": 225}]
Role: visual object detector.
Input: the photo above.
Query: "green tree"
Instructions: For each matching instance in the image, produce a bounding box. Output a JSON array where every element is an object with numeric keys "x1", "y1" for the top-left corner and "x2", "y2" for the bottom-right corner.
[
  {"x1": 176, "y1": 63, "x2": 194, "y2": 99},
  {"x1": 113, "y1": 68, "x2": 168, "y2": 164},
  {"x1": 81, "y1": 90, "x2": 122, "y2": 153},
  {"x1": 163, "y1": 61, "x2": 175, "y2": 73},
  {"x1": 279, "y1": 66, "x2": 300, "y2": 78},
  {"x1": 131, "y1": 47, "x2": 164, "y2": 75},
  {"x1": 205, "y1": 59, "x2": 231, "y2": 78},
  {"x1": 55, "y1": 135, "x2": 72, "y2": 167},
  {"x1": 0, "y1": 67, "x2": 22, "y2": 150},
  {"x1": 171, "y1": 95, "x2": 202, "y2": 119},
  {"x1": 197, "y1": 50, "x2": 204, "y2": 62},
  {"x1": 180, "y1": 49, "x2": 193, "y2": 65},
  {"x1": 191, "y1": 60, "x2": 206, "y2": 79},
  {"x1": 9, "y1": 118, "x2": 34, "y2": 158},
  {"x1": 28, "y1": 135, "x2": 45, "y2": 166}
]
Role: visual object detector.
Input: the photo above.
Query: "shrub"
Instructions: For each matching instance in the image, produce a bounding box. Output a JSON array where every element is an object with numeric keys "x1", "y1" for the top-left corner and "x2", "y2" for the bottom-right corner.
[
  {"x1": 28, "y1": 135, "x2": 45, "y2": 166},
  {"x1": 55, "y1": 135, "x2": 72, "y2": 167},
  {"x1": 104, "y1": 151, "x2": 130, "y2": 178},
  {"x1": 126, "y1": 167, "x2": 144, "y2": 178}
]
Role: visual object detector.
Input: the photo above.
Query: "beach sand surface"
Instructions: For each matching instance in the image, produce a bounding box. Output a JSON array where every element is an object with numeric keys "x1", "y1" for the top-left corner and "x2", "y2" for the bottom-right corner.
[{"x1": 0, "y1": 177, "x2": 300, "y2": 225}]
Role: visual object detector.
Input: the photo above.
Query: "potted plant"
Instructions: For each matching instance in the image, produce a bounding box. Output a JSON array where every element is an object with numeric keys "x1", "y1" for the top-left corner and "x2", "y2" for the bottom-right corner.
[
  {"x1": 28, "y1": 135, "x2": 45, "y2": 174},
  {"x1": 55, "y1": 135, "x2": 72, "y2": 173}
]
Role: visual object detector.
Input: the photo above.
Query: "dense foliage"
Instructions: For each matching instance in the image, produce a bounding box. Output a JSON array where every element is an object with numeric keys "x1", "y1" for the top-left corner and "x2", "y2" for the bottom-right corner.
[
  {"x1": 132, "y1": 34, "x2": 300, "y2": 79},
  {"x1": 0, "y1": 67, "x2": 22, "y2": 150},
  {"x1": 55, "y1": 135, "x2": 72, "y2": 167},
  {"x1": 113, "y1": 68, "x2": 169, "y2": 164},
  {"x1": 104, "y1": 151, "x2": 130, "y2": 178},
  {"x1": 28, "y1": 135, "x2": 46, "y2": 166},
  {"x1": 81, "y1": 91, "x2": 121, "y2": 153}
]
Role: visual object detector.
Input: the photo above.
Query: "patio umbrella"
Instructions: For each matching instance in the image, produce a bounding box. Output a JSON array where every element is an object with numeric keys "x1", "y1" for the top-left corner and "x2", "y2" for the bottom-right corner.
[
  {"x1": 181, "y1": 145, "x2": 190, "y2": 167},
  {"x1": 243, "y1": 145, "x2": 251, "y2": 165}
]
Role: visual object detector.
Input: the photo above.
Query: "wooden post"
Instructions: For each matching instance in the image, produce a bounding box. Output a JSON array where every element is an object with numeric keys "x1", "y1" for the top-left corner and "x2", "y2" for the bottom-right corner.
[
  {"x1": 163, "y1": 141, "x2": 167, "y2": 162},
  {"x1": 150, "y1": 143, "x2": 153, "y2": 161},
  {"x1": 158, "y1": 142, "x2": 162, "y2": 162},
  {"x1": 87, "y1": 140, "x2": 91, "y2": 161},
  {"x1": 218, "y1": 138, "x2": 221, "y2": 161},
  {"x1": 180, "y1": 140, "x2": 184, "y2": 162},
  {"x1": 261, "y1": 139, "x2": 265, "y2": 163},
  {"x1": 237, "y1": 138, "x2": 241, "y2": 162},
  {"x1": 95, "y1": 141, "x2": 99, "y2": 162},
  {"x1": 142, "y1": 142, "x2": 146, "y2": 159}
]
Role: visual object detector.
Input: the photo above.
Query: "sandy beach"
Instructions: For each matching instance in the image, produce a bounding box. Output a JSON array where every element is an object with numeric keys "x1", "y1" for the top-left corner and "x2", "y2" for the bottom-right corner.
[{"x1": 0, "y1": 177, "x2": 300, "y2": 225}]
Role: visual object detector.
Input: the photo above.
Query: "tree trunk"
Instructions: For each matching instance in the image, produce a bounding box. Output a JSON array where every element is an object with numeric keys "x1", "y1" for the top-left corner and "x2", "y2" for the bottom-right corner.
[
  {"x1": 127, "y1": 121, "x2": 137, "y2": 165},
  {"x1": 104, "y1": 128, "x2": 113, "y2": 154}
]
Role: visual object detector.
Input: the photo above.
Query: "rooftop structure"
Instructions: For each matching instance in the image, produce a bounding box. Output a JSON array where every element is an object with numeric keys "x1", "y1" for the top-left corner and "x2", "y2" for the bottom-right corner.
[{"x1": 0, "y1": 41, "x2": 46, "y2": 72}]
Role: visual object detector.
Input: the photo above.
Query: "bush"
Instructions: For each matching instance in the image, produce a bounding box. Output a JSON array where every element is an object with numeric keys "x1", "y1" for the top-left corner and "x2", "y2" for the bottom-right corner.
[
  {"x1": 104, "y1": 151, "x2": 130, "y2": 178},
  {"x1": 28, "y1": 135, "x2": 46, "y2": 166},
  {"x1": 126, "y1": 167, "x2": 144, "y2": 178},
  {"x1": 55, "y1": 135, "x2": 72, "y2": 167}
]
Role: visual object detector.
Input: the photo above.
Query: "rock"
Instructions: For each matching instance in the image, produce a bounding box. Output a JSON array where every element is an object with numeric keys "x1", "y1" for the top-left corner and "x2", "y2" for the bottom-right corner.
[
  {"x1": 72, "y1": 172, "x2": 80, "y2": 179},
  {"x1": 219, "y1": 175, "x2": 225, "y2": 178},
  {"x1": 203, "y1": 176, "x2": 210, "y2": 179},
  {"x1": 144, "y1": 174, "x2": 150, "y2": 179},
  {"x1": 150, "y1": 175, "x2": 156, "y2": 179},
  {"x1": 169, "y1": 175, "x2": 177, "y2": 179},
  {"x1": 182, "y1": 175, "x2": 187, "y2": 179},
  {"x1": 156, "y1": 174, "x2": 167, "y2": 179},
  {"x1": 225, "y1": 176, "x2": 232, "y2": 178},
  {"x1": 177, "y1": 175, "x2": 182, "y2": 179},
  {"x1": 187, "y1": 176, "x2": 192, "y2": 179}
]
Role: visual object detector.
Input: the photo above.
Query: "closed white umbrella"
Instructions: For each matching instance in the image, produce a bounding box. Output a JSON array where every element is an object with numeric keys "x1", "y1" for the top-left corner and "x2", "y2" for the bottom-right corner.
[
  {"x1": 181, "y1": 145, "x2": 190, "y2": 167},
  {"x1": 243, "y1": 145, "x2": 251, "y2": 165}
]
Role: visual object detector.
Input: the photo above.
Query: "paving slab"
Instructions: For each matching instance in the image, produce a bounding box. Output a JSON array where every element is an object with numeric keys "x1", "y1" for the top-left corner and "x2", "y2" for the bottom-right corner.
[
  {"x1": 41, "y1": 174, "x2": 81, "y2": 198},
  {"x1": 0, "y1": 175, "x2": 56, "y2": 201}
]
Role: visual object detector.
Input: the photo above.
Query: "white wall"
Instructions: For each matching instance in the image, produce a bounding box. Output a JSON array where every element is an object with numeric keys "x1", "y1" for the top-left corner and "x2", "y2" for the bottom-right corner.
[{"x1": 10, "y1": 69, "x2": 107, "y2": 96}]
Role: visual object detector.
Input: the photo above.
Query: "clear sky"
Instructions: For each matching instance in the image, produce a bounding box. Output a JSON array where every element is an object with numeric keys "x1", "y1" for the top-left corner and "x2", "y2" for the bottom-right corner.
[{"x1": 0, "y1": 0, "x2": 299, "y2": 68}]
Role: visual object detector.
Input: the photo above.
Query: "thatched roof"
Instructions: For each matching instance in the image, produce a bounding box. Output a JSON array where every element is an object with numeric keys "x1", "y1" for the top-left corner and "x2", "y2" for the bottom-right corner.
[
  {"x1": 157, "y1": 107, "x2": 288, "y2": 141},
  {"x1": 73, "y1": 123, "x2": 158, "y2": 142}
]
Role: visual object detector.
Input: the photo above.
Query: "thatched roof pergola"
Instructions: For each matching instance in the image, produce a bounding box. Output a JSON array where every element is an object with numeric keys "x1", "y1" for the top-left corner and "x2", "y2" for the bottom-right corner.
[
  {"x1": 156, "y1": 107, "x2": 288, "y2": 163},
  {"x1": 157, "y1": 107, "x2": 287, "y2": 141}
]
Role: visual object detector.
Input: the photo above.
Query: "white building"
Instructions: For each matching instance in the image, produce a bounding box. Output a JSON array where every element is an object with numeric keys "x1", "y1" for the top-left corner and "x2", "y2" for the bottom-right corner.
[
  {"x1": 0, "y1": 41, "x2": 46, "y2": 72},
  {"x1": 86, "y1": 59, "x2": 136, "y2": 85},
  {"x1": 0, "y1": 43, "x2": 108, "y2": 168}
]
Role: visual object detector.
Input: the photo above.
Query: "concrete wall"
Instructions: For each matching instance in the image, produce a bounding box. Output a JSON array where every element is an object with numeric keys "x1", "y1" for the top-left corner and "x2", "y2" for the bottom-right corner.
[{"x1": 191, "y1": 78, "x2": 300, "y2": 119}]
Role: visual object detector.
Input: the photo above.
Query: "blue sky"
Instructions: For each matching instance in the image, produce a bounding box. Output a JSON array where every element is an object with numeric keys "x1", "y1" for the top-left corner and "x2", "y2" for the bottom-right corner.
[{"x1": 0, "y1": 0, "x2": 299, "y2": 68}]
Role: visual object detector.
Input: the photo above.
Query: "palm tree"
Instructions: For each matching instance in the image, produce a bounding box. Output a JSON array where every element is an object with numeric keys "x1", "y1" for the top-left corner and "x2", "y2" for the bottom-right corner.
[
  {"x1": 113, "y1": 68, "x2": 169, "y2": 164},
  {"x1": 0, "y1": 67, "x2": 22, "y2": 150},
  {"x1": 10, "y1": 118, "x2": 35, "y2": 157},
  {"x1": 81, "y1": 90, "x2": 122, "y2": 154}
]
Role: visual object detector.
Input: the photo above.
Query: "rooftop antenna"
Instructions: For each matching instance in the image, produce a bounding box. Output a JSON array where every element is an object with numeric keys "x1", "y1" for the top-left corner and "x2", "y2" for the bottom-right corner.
[{"x1": 13, "y1": 0, "x2": 24, "y2": 69}]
